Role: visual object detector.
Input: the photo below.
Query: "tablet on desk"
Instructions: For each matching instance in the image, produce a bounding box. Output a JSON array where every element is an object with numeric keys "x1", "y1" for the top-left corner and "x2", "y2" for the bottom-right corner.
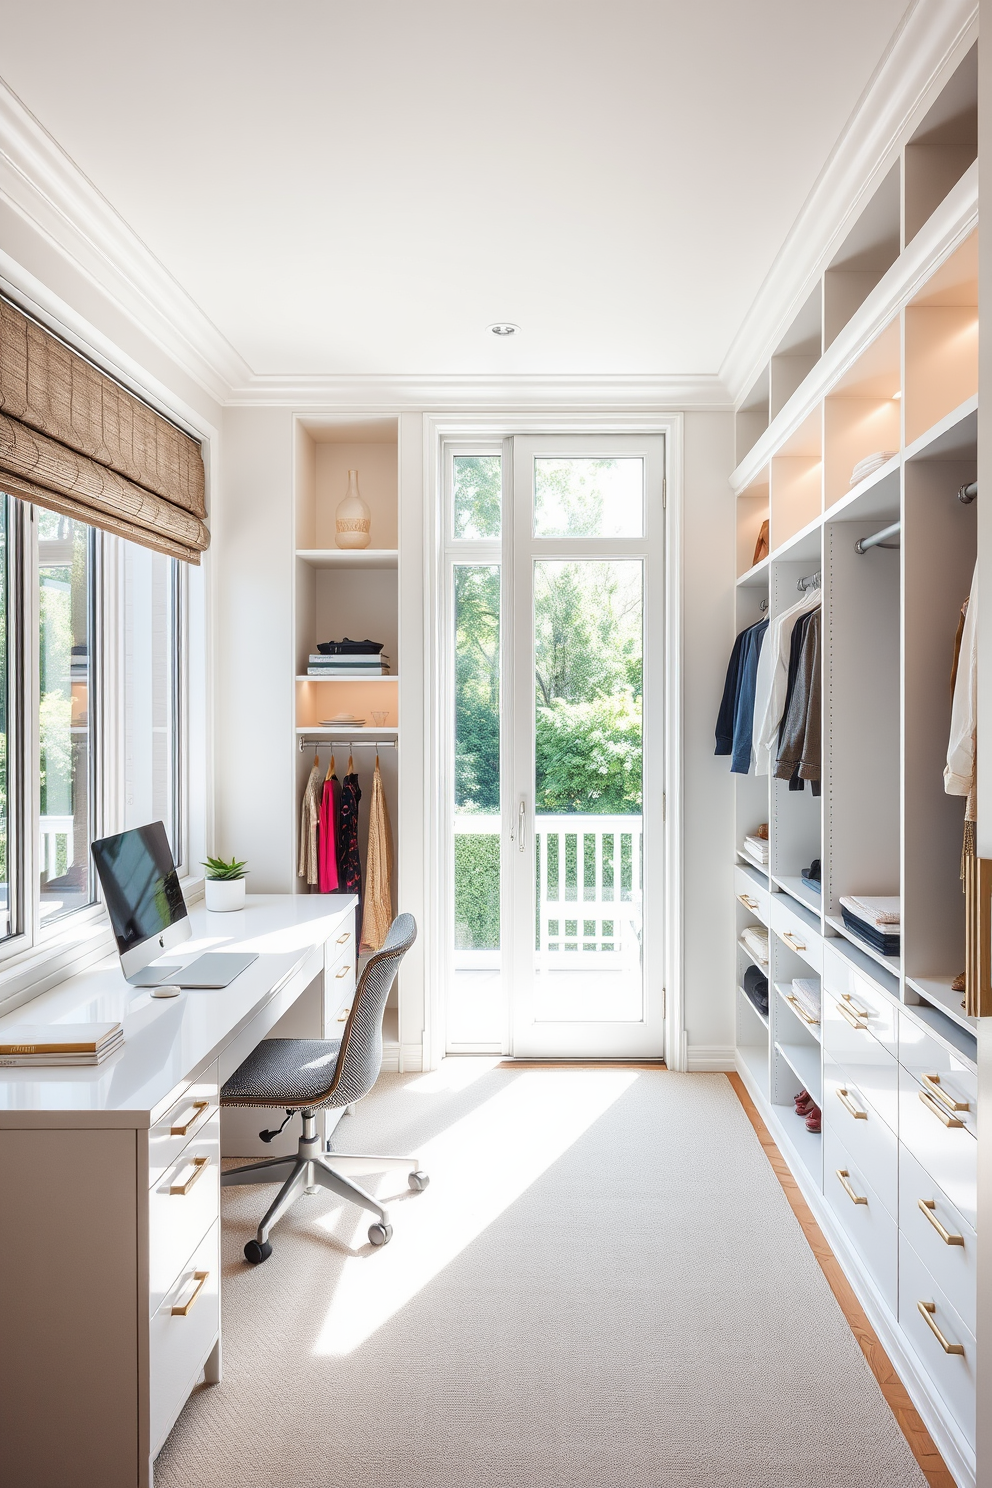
[{"x1": 172, "y1": 952, "x2": 258, "y2": 988}]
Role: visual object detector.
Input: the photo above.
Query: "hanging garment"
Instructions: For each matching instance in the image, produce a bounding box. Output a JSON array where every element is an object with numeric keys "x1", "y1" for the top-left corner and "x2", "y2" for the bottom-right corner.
[
  {"x1": 752, "y1": 588, "x2": 821, "y2": 775},
  {"x1": 715, "y1": 627, "x2": 750, "y2": 755},
  {"x1": 752, "y1": 519, "x2": 769, "y2": 567},
  {"x1": 317, "y1": 758, "x2": 340, "y2": 894},
  {"x1": 774, "y1": 606, "x2": 821, "y2": 793},
  {"x1": 338, "y1": 763, "x2": 363, "y2": 930},
  {"x1": 946, "y1": 566, "x2": 977, "y2": 832},
  {"x1": 730, "y1": 619, "x2": 768, "y2": 774},
  {"x1": 297, "y1": 756, "x2": 323, "y2": 887},
  {"x1": 361, "y1": 758, "x2": 394, "y2": 951}
]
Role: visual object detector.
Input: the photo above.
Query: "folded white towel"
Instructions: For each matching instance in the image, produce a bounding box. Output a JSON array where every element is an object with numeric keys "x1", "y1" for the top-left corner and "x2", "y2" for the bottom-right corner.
[
  {"x1": 850, "y1": 451, "x2": 898, "y2": 486},
  {"x1": 741, "y1": 926, "x2": 769, "y2": 964},
  {"x1": 790, "y1": 977, "x2": 821, "y2": 1020},
  {"x1": 839, "y1": 894, "x2": 900, "y2": 927},
  {"x1": 743, "y1": 834, "x2": 769, "y2": 863}
]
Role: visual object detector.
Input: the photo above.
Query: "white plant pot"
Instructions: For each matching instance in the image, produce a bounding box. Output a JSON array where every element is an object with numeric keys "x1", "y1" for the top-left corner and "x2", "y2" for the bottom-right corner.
[{"x1": 205, "y1": 877, "x2": 246, "y2": 912}]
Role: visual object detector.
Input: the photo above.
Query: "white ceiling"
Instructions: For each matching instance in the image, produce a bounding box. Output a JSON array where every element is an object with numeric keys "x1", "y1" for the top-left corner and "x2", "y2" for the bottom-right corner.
[{"x1": 0, "y1": 0, "x2": 910, "y2": 380}]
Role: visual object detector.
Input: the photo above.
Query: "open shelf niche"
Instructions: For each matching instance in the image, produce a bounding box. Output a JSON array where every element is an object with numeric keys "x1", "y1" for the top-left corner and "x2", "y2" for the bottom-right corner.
[
  {"x1": 823, "y1": 163, "x2": 900, "y2": 350},
  {"x1": 904, "y1": 230, "x2": 978, "y2": 448},
  {"x1": 823, "y1": 319, "x2": 901, "y2": 511},
  {"x1": 736, "y1": 467, "x2": 770, "y2": 580},
  {"x1": 904, "y1": 45, "x2": 977, "y2": 247},
  {"x1": 735, "y1": 367, "x2": 769, "y2": 467}
]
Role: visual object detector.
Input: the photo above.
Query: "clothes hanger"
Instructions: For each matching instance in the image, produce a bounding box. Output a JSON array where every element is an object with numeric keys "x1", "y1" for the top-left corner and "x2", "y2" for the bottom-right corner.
[
  {"x1": 347, "y1": 753, "x2": 354, "y2": 774},
  {"x1": 313, "y1": 746, "x2": 320, "y2": 770},
  {"x1": 325, "y1": 753, "x2": 335, "y2": 782}
]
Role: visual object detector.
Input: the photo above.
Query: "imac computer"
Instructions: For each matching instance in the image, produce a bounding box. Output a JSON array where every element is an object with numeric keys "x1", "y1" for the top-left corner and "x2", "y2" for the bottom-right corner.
[{"x1": 91, "y1": 822, "x2": 257, "y2": 989}]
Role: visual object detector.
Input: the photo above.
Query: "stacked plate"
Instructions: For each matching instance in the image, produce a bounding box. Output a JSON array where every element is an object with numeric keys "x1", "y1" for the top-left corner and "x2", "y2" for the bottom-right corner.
[{"x1": 319, "y1": 713, "x2": 366, "y2": 727}]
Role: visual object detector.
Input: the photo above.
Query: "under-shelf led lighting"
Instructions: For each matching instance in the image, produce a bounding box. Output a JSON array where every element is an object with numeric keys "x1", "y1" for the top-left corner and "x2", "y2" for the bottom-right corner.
[
  {"x1": 892, "y1": 391, "x2": 902, "y2": 399},
  {"x1": 488, "y1": 323, "x2": 520, "y2": 337}
]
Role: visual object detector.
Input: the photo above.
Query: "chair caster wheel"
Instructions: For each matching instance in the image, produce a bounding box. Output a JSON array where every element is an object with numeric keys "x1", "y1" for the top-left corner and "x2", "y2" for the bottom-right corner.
[
  {"x1": 408, "y1": 1170, "x2": 430, "y2": 1192},
  {"x1": 244, "y1": 1239, "x2": 272, "y2": 1265},
  {"x1": 368, "y1": 1222, "x2": 393, "y2": 1247}
]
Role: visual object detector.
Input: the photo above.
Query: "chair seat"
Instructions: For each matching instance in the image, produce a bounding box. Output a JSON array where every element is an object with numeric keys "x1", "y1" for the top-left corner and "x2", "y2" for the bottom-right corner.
[{"x1": 221, "y1": 1038, "x2": 343, "y2": 1108}]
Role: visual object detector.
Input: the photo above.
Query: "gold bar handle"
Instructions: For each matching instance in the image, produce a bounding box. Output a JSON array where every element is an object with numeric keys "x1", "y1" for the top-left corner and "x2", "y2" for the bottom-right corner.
[
  {"x1": 336, "y1": 1005, "x2": 351, "y2": 1022},
  {"x1": 170, "y1": 1155, "x2": 211, "y2": 1196},
  {"x1": 836, "y1": 1086, "x2": 867, "y2": 1120},
  {"x1": 918, "y1": 1199, "x2": 965, "y2": 1246},
  {"x1": 917, "y1": 1300, "x2": 965, "y2": 1355},
  {"x1": 783, "y1": 994, "x2": 819, "y2": 1027},
  {"x1": 171, "y1": 1271, "x2": 209, "y2": 1317},
  {"x1": 921, "y1": 1072, "x2": 969, "y2": 1113},
  {"x1": 781, "y1": 931, "x2": 807, "y2": 951},
  {"x1": 170, "y1": 1099, "x2": 210, "y2": 1137},
  {"x1": 836, "y1": 1169, "x2": 867, "y2": 1205},
  {"x1": 835, "y1": 996, "x2": 868, "y2": 1030},
  {"x1": 335, "y1": 963, "x2": 352, "y2": 979},
  {"x1": 336, "y1": 932, "x2": 350, "y2": 944},
  {"x1": 737, "y1": 894, "x2": 759, "y2": 911},
  {"x1": 919, "y1": 1090, "x2": 964, "y2": 1128}
]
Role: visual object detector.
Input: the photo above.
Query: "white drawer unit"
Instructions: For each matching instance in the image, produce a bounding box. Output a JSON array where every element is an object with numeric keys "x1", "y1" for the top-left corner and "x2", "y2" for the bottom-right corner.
[
  {"x1": 822, "y1": 1053, "x2": 897, "y2": 1218},
  {"x1": 899, "y1": 1143, "x2": 976, "y2": 1337},
  {"x1": 149, "y1": 1221, "x2": 221, "y2": 1458},
  {"x1": 148, "y1": 1109, "x2": 221, "y2": 1317},
  {"x1": 824, "y1": 1125, "x2": 897, "y2": 1316},
  {"x1": 768, "y1": 891, "x2": 822, "y2": 972},
  {"x1": 326, "y1": 949, "x2": 357, "y2": 1025},
  {"x1": 899, "y1": 1065, "x2": 977, "y2": 1230},
  {"x1": 821, "y1": 945, "x2": 899, "y2": 1054},
  {"x1": 734, "y1": 865, "x2": 769, "y2": 924},
  {"x1": 148, "y1": 1068, "x2": 220, "y2": 1190},
  {"x1": 899, "y1": 1232, "x2": 976, "y2": 1451},
  {"x1": 821, "y1": 989, "x2": 898, "y2": 1133},
  {"x1": 898, "y1": 1014, "x2": 977, "y2": 1140}
]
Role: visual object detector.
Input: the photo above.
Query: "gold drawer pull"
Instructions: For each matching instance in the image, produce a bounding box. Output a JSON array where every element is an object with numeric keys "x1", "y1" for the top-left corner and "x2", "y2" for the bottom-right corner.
[
  {"x1": 170, "y1": 1099, "x2": 210, "y2": 1137},
  {"x1": 921, "y1": 1072, "x2": 969, "y2": 1113},
  {"x1": 917, "y1": 1300, "x2": 965, "y2": 1355},
  {"x1": 781, "y1": 931, "x2": 806, "y2": 951},
  {"x1": 170, "y1": 1155, "x2": 211, "y2": 1195},
  {"x1": 336, "y1": 932, "x2": 351, "y2": 944},
  {"x1": 737, "y1": 893, "x2": 759, "y2": 910},
  {"x1": 918, "y1": 1199, "x2": 965, "y2": 1247},
  {"x1": 836, "y1": 1086, "x2": 867, "y2": 1120},
  {"x1": 919, "y1": 1090, "x2": 964, "y2": 1128},
  {"x1": 783, "y1": 994, "x2": 819, "y2": 1027},
  {"x1": 335, "y1": 963, "x2": 352, "y2": 979},
  {"x1": 171, "y1": 1271, "x2": 209, "y2": 1317},
  {"x1": 336, "y1": 1006, "x2": 352, "y2": 1022},
  {"x1": 836, "y1": 1169, "x2": 867, "y2": 1206},
  {"x1": 836, "y1": 996, "x2": 868, "y2": 1030}
]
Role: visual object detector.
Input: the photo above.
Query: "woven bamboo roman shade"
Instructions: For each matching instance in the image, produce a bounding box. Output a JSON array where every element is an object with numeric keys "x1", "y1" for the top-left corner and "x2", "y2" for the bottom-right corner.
[{"x1": 0, "y1": 300, "x2": 209, "y2": 563}]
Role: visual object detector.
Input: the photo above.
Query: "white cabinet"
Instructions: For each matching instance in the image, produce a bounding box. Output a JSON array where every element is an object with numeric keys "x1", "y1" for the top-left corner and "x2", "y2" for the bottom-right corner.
[
  {"x1": 899, "y1": 1232, "x2": 976, "y2": 1450},
  {"x1": 149, "y1": 1222, "x2": 221, "y2": 1458},
  {"x1": 899, "y1": 1143, "x2": 976, "y2": 1336},
  {"x1": 822, "y1": 1051, "x2": 898, "y2": 1218},
  {"x1": 899, "y1": 1065, "x2": 977, "y2": 1230},
  {"x1": 823, "y1": 1125, "x2": 897, "y2": 1315}
]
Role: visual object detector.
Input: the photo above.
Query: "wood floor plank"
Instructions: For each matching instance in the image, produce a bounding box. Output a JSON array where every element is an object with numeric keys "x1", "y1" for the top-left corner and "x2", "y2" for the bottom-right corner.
[{"x1": 728, "y1": 1072, "x2": 956, "y2": 1488}]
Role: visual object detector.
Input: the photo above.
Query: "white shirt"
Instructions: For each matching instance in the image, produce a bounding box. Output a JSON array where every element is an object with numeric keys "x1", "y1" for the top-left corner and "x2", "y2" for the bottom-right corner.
[{"x1": 945, "y1": 562, "x2": 978, "y2": 799}]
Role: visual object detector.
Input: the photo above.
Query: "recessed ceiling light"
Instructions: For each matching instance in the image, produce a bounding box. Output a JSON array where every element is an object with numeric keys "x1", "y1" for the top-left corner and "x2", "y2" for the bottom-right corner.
[{"x1": 488, "y1": 323, "x2": 520, "y2": 337}]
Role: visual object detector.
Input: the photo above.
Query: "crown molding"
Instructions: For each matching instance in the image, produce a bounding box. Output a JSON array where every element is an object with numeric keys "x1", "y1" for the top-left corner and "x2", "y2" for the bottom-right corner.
[
  {"x1": 0, "y1": 76, "x2": 251, "y2": 405},
  {"x1": 720, "y1": 0, "x2": 978, "y2": 405},
  {"x1": 225, "y1": 371, "x2": 731, "y2": 411}
]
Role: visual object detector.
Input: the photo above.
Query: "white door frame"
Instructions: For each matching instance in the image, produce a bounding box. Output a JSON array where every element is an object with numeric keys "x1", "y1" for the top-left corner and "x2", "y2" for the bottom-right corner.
[{"x1": 422, "y1": 410, "x2": 685, "y2": 1069}]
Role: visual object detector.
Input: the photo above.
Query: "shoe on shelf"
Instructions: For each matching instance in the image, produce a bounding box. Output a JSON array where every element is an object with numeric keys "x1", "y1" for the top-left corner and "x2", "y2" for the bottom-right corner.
[
  {"x1": 805, "y1": 1103, "x2": 821, "y2": 1133},
  {"x1": 794, "y1": 1090, "x2": 816, "y2": 1116},
  {"x1": 793, "y1": 1089, "x2": 809, "y2": 1109}
]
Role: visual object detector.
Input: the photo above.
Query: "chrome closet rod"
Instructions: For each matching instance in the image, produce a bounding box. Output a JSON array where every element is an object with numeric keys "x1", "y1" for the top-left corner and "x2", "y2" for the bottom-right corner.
[
  {"x1": 298, "y1": 738, "x2": 397, "y2": 752},
  {"x1": 797, "y1": 570, "x2": 821, "y2": 592},
  {"x1": 854, "y1": 520, "x2": 900, "y2": 555},
  {"x1": 958, "y1": 481, "x2": 978, "y2": 504}
]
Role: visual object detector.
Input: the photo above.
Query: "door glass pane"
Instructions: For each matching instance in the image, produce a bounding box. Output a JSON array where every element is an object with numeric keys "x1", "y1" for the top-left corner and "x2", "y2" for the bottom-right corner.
[
  {"x1": 533, "y1": 559, "x2": 642, "y2": 1020},
  {"x1": 453, "y1": 455, "x2": 501, "y2": 539},
  {"x1": 38, "y1": 512, "x2": 94, "y2": 923},
  {"x1": 533, "y1": 457, "x2": 643, "y2": 538},
  {"x1": 124, "y1": 544, "x2": 180, "y2": 860},
  {"x1": 450, "y1": 562, "x2": 502, "y2": 1043}
]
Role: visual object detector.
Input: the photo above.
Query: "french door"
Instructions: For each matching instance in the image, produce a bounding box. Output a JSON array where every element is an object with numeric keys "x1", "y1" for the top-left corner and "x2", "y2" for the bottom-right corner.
[{"x1": 445, "y1": 433, "x2": 666, "y2": 1059}]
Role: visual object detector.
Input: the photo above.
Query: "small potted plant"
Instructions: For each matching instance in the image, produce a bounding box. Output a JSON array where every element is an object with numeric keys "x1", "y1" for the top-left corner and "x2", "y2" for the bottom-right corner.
[{"x1": 202, "y1": 855, "x2": 248, "y2": 912}]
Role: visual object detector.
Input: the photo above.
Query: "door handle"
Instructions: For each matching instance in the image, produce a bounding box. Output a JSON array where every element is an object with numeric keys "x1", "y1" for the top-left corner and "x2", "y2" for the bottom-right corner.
[{"x1": 518, "y1": 800, "x2": 526, "y2": 853}]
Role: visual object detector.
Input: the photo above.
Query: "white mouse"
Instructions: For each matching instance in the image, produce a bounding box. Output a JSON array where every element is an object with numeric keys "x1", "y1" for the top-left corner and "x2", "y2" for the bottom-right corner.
[{"x1": 151, "y1": 984, "x2": 182, "y2": 998}]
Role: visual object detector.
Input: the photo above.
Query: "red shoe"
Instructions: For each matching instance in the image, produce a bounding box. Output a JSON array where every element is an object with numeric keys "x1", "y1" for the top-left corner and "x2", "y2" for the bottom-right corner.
[
  {"x1": 794, "y1": 1090, "x2": 815, "y2": 1115},
  {"x1": 805, "y1": 1103, "x2": 821, "y2": 1133}
]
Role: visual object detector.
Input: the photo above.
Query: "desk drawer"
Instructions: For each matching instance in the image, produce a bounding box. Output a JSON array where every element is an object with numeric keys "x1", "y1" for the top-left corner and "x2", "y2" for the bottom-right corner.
[
  {"x1": 823, "y1": 1125, "x2": 897, "y2": 1316},
  {"x1": 899, "y1": 1232, "x2": 975, "y2": 1450},
  {"x1": 734, "y1": 867, "x2": 768, "y2": 924},
  {"x1": 148, "y1": 1069, "x2": 219, "y2": 1190},
  {"x1": 149, "y1": 1221, "x2": 220, "y2": 1456},
  {"x1": 900, "y1": 1143, "x2": 976, "y2": 1336},
  {"x1": 822, "y1": 1053, "x2": 897, "y2": 1218},
  {"x1": 768, "y1": 893, "x2": 822, "y2": 972},
  {"x1": 149, "y1": 1109, "x2": 220, "y2": 1317},
  {"x1": 899, "y1": 1066, "x2": 976, "y2": 1229},
  {"x1": 326, "y1": 952, "x2": 357, "y2": 1028},
  {"x1": 327, "y1": 923, "x2": 356, "y2": 973},
  {"x1": 898, "y1": 1013, "x2": 977, "y2": 1138},
  {"x1": 822, "y1": 990, "x2": 898, "y2": 1133}
]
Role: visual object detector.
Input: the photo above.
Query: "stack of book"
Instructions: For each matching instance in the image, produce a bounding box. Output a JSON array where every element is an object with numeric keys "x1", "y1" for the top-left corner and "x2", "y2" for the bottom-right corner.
[
  {"x1": 0, "y1": 1021, "x2": 124, "y2": 1067},
  {"x1": 307, "y1": 645, "x2": 390, "y2": 678}
]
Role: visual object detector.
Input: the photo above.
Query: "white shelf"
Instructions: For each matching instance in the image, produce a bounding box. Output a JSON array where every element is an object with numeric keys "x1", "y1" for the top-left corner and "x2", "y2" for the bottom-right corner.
[
  {"x1": 736, "y1": 555, "x2": 769, "y2": 589},
  {"x1": 772, "y1": 874, "x2": 822, "y2": 915},
  {"x1": 736, "y1": 847, "x2": 769, "y2": 873},
  {"x1": 296, "y1": 548, "x2": 398, "y2": 570},
  {"x1": 297, "y1": 674, "x2": 396, "y2": 682},
  {"x1": 738, "y1": 984, "x2": 769, "y2": 1030},
  {"x1": 775, "y1": 1040, "x2": 822, "y2": 1103},
  {"x1": 737, "y1": 1041, "x2": 769, "y2": 1093},
  {"x1": 295, "y1": 726, "x2": 398, "y2": 736},
  {"x1": 737, "y1": 936, "x2": 768, "y2": 971},
  {"x1": 904, "y1": 974, "x2": 975, "y2": 1036},
  {"x1": 825, "y1": 915, "x2": 901, "y2": 975},
  {"x1": 771, "y1": 1103, "x2": 822, "y2": 1180},
  {"x1": 774, "y1": 982, "x2": 821, "y2": 1043}
]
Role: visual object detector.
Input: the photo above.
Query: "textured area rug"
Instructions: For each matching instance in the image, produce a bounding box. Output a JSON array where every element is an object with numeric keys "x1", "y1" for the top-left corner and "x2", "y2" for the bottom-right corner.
[{"x1": 155, "y1": 1066, "x2": 925, "y2": 1487}]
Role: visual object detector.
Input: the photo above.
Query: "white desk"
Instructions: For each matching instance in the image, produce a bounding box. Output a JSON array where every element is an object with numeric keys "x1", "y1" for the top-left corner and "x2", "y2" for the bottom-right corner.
[{"x1": 0, "y1": 893, "x2": 357, "y2": 1488}]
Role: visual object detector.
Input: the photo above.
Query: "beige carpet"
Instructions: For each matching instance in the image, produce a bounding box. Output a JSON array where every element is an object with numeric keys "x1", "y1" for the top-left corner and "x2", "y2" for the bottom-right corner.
[{"x1": 155, "y1": 1066, "x2": 926, "y2": 1488}]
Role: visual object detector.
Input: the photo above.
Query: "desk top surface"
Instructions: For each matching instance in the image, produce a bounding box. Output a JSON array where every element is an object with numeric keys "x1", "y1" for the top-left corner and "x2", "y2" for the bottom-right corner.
[{"x1": 0, "y1": 894, "x2": 356, "y2": 1124}]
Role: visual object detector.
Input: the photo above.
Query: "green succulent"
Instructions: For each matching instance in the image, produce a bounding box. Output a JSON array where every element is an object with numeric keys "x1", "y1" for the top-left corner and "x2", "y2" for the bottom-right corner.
[{"x1": 201, "y1": 855, "x2": 248, "y2": 881}]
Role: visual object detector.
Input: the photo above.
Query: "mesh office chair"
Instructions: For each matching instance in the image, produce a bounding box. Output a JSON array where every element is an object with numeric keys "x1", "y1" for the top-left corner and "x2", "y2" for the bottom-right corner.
[{"x1": 220, "y1": 913, "x2": 425, "y2": 1264}]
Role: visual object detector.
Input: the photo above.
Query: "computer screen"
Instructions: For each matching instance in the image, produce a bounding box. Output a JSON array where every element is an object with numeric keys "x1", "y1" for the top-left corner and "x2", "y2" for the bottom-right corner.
[{"x1": 91, "y1": 822, "x2": 188, "y2": 957}]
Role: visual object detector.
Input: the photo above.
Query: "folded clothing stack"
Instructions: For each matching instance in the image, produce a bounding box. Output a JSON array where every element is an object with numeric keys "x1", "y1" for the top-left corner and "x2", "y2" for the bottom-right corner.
[
  {"x1": 743, "y1": 832, "x2": 769, "y2": 865},
  {"x1": 741, "y1": 924, "x2": 769, "y2": 966},
  {"x1": 801, "y1": 857, "x2": 821, "y2": 895},
  {"x1": 790, "y1": 977, "x2": 821, "y2": 1024},
  {"x1": 849, "y1": 450, "x2": 898, "y2": 487},
  {"x1": 839, "y1": 894, "x2": 900, "y2": 956},
  {"x1": 742, "y1": 962, "x2": 768, "y2": 1017}
]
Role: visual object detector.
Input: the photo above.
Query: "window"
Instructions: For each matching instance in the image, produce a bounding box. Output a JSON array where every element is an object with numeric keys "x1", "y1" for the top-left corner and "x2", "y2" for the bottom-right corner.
[{"x1": 122, "y1": 543, "x2": 182, "y2": 863}]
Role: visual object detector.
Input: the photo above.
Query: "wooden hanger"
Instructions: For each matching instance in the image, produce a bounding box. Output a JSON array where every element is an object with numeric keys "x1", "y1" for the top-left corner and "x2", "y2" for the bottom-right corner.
[
  {"x1": 347, "y1": 753, "x2": 354, "y2": 773},
  {"x1": 313, "y1": 746, "x2": 320, "y2": 769},
  {"x1": 325, "y1": 753, "x2": 335, "y2": 782}
]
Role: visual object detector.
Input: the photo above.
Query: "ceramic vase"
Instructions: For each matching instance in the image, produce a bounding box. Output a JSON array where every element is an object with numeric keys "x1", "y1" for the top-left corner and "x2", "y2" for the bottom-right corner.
[
  {"x1": 335, "y1": 469, "x2": 371, "y2": 549},
  {"x1": 205, "y1": 877, "x2": 246, "y2": 912}
]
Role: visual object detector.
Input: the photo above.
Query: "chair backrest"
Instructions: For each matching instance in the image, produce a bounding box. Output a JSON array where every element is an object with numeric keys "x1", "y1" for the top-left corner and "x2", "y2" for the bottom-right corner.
[{"x1": 326, "y1": 913, "x2": 417, "y2": 1107}]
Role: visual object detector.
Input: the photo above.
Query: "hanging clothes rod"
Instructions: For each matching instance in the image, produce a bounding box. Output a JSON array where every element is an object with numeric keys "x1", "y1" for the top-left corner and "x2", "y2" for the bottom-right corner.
[
  {"x1": 855, "y1": 520, "x2": 901, "y2": 555},
  {"x1": 298, "y1": 737, "x2": 397, "y2": 752},
  {"x1": 958, "y1": 481, "x2": 978, "y2": 505},
  {"x1": 758, "y1": 597, "x2": 768, "y2": 613},
  {"x1": 797, "y1": 570, "x2": 821, "y2": 592}
]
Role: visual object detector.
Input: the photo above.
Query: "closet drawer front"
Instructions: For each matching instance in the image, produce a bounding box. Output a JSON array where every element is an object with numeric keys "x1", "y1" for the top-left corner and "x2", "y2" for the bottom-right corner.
[
  {"x1": 326, "y1": 955, "x2": 357, "y2": 1029},
  {"x1": 821, "y1": 990, "x2": 898, "y2": 1131},
  {"x1": 326, "y1": 923, "x2": 356, "y2": 975},
  {"x1": 899, "y1": 1067, "x2": 977, "y2": 1229},
  {"x1": 149, "y1": 1110, "x2": 220, "y2": 1317},
  {"x1": 822, "y1": 1054, "x2": 897, "y2": 1217},
  {"x1": 821, "y1": 947, "x2": 898, "y2": 1058},
  {"x1": 150, "y1": 1221, "x2": 220, "y2": 1457},
  {"x1": 768, "y1": 894, "x2": 822, "y2": 972},
  {"x1": 148, "y1": 1070, "x2": 219, "y2": 1190},
  {"x1": 734, "y1": 867, "x2": 768, "y2": 923},
  {"x1": 899, "y1": 1144, "x2": 976, "y2": 1336},
  {"x1": 899, "y1": 1233, "x2": 976, "y2": 1450},
  {"x1": 823, "y1": 1126, "x2": 897, "y2": 1316},
  {"x1": 898, "y1": 1014, "x2": 977, "y2": 1137}
]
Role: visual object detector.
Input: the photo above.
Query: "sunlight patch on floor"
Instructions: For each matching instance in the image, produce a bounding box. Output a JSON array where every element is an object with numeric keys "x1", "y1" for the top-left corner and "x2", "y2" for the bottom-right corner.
[
  {"x1": 312, "y1": 1068, "x2": 638, "y2": 1356},
  {"x1": 405, "y1": 1057, "x2": 503, "y2": 1094}
]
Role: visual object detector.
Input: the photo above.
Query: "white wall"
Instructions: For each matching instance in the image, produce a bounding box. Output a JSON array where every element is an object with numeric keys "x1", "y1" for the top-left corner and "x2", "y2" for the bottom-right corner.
[{"x1": 682, "y1": 411, "x2": 737, "y2": 1069}]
